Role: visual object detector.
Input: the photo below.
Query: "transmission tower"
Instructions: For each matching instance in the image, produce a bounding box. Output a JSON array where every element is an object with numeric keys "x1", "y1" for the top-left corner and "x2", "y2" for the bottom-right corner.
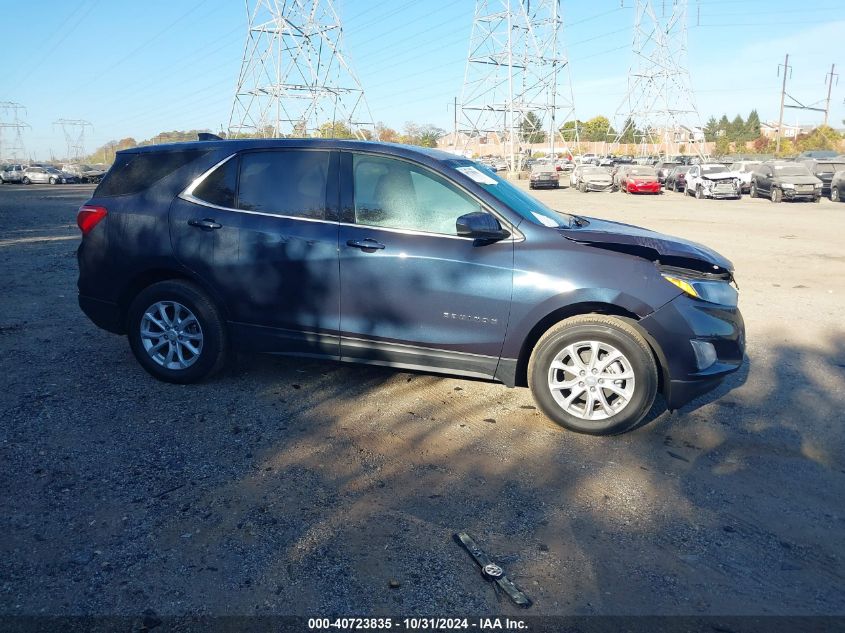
[
  {"x1": 0, "y1": 102, "x2": 30, "y2": 162},
  {"x1": 228, "y1": 0, "x2": 376, "y2": 140},
  {"x1": 53, "y1": 119, "x2": 93, "y2": 161},
  {"x1": 458, "y1": 0, "x2": 578, "y2": 172},
  {"x1": 610, "y1": 0, "x2": 705, "y2": 158}
]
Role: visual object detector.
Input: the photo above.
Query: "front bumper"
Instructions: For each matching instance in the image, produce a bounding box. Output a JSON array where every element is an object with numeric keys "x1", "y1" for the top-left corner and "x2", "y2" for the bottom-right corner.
[
  {"x1": 782, "y1": 188, "x2": 820, "y2": 200},
  {"x1": 585, "y1": 182, "x2": 614, "y2": 192},
  {"x1": 628, "y1": 183, "x2": 661, "y2": 193},
  {"x1": 639, "y1": 294, "x2": 745, "y2": 410}
]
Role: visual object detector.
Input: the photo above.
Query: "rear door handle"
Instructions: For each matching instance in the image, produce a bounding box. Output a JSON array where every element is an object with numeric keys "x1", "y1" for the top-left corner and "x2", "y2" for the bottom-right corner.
[
  {"x1": 188, "y1": 218, "x2": 222, "y2": 230},
  {"x1": 346, "y1": 238, "x2": 385, "y2": 251}
]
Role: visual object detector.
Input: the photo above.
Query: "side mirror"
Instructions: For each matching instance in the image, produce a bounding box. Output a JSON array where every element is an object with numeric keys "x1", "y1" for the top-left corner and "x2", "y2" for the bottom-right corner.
[{"x1": 456, "y1": 211, "x2": 510, "y2": 242}]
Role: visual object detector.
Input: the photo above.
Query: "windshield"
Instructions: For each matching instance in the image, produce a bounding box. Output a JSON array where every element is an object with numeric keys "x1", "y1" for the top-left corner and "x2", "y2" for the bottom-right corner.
[
  {"x1": 702, "y1": 165, "x2": 729, "y2": 174},
  {"x1": 817, "y1": 163, "x2": 845, "y2": 173},
  {"x1": 583, "y1": 167, "x2": 608, "y2": 175},
  {"x1": 630, "y1": 167, "x2": 656, "y2": 176},
  {"x1": 773, "y1": 164, "x2": 812, "y2": 177},
  {"x1": 448, "y1": 160, "x2": 573, "y2": 228}
]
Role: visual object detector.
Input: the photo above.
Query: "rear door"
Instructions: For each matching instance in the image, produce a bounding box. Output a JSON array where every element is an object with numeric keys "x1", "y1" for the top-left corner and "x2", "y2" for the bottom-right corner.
[
  {"x1": 336, "y1": 152, "x2": 514, "y2": 378},
  {"x1": 170, "y1": 149, "x2": 341, "y2": 357}
]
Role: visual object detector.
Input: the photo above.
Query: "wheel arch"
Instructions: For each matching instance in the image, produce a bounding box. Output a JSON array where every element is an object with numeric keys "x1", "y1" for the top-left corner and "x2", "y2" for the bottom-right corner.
[
  {"x1": 509, "y1": 302, "x2": 668, "y2": 393},
  {"x1": 117, "y1": 267, "x2": 229, "y2": 331}
]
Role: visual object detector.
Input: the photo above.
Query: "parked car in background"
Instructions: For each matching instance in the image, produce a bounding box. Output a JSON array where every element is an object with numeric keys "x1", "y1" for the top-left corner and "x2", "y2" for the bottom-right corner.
[
  {"x1": 798, "y1": 159, "x2": 845, "y2": 197},
  {"x1": 22, "y1": 166, "x2": 78, "y2": 185},
  {"x1": 1, "y1": 163, "x2": 25, "y2": 183},
  {"x1": 619, "y1": 166, "x2": 661, "y2": 194},
  {"x1": 828, "y1": 170, "x2": 845, "y2": 202},
  {"x1": 685, "y1": 164, "x2": 741, "y2": 200},
  {"x1": 76, "y1": 138, "x2": 745, "y2": 435},
  {"x1": 750, "y1": 161, "x2": 822, "y2": 203},
  {"x1": 62, "y1": 163, "x2": 106, "y2": 183},
  {"x1": 654, "y1": 161, "x2": 682, "y2": 185},
  {"x1": 797, "y1": 150, "x2": 839, "y2": 160},
  {"x1": 665, "y1": 165, "x2": 691, "y2": 192},
  {"x1": 570, "y1": 165, "x2": 613, "y2": 192},
  {"x1": 528, "y1": 164, "x2": 560, "y2": 189},
  {"x1": 728, "y1": 161, "x2": 762, "y2": 193},
  {"x1": 579, "y1": 153, "x2": 597, "y2": 165}
]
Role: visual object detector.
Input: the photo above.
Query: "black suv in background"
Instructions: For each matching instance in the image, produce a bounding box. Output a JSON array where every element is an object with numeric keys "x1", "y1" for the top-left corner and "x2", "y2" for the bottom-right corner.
[
  {"x1": 798, "y1": 158, "x2": 845, "y2": 198},
  {"x1": 77, "y1": 139, "x2": 745, "y2": 435},
  {"x1": 749, "y1": 161, "x2": 823, "y2": 202}
]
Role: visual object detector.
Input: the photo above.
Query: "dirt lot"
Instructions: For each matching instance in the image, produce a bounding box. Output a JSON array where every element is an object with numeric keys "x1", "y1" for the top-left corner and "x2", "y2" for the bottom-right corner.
[{"x1": 1, "y1": 182, "x2": 844, "y2": 618}]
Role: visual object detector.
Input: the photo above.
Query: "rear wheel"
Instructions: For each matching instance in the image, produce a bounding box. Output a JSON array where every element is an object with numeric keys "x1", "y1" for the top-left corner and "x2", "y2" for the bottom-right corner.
[
  {"x1": 528, "y1": 315, "x2": 658, "y2": 435},
  {"x1": 771, "y1": 187, "x2": 782, "y2": 203},
  {"x1": 127, "y1": 280, "x2": 228, "y2": 384},
  {"x1": 49, "y1": 177, "x2": 57, "y2": 185},
  {"x1": 22, "y1": 177, "x2": 30, "y2": 185}
]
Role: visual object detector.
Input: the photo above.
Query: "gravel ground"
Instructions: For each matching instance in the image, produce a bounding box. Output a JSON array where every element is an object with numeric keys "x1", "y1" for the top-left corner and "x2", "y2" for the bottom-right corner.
[{"x1": 0, "y1": 183, "x2": 843, "y2": 618}]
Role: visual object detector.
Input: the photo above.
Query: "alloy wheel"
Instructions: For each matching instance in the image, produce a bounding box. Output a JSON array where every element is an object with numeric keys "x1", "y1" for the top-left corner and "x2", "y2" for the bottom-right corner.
[
  {"x1": 139, "y1": 301, "x2": 204, "y2": 370},
  {"x1": 547, "y1": 340, "x2": 635, "y2": 421}
]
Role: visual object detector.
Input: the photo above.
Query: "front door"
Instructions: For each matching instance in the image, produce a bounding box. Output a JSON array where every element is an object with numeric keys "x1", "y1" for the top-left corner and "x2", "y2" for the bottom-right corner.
[
  {"x1": 170, "y1": 149, "x2": 341, "y2": 357},
  {"x1": 337, "y1": 152, "x2": 514, "y2": 379}
]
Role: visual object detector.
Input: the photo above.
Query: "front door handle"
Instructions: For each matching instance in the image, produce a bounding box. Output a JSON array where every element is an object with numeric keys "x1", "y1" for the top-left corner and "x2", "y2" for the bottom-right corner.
[
  {"x1": 188, "y1": 218, "x2": 222, "y2": 230},
  {"x1": 346, "y1": 238, "x2": 385, "y2": 251}
]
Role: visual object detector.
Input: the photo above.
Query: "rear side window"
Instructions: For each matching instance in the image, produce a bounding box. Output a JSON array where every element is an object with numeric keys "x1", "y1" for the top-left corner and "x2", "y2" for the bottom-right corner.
[
  {"x1": 96, "y1": 149, "x2": 209, "y2": 197},
  {"x1": 237, "y1": 151, "x2": 329, "y2": 219},
  {"x1": 193, "y1": 156, "x2": 238, "y2": 208}
]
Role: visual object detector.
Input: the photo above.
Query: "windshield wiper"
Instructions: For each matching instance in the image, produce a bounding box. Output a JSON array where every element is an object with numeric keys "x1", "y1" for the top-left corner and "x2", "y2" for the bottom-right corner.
[{"x1": 570, "y1": 215, "x2": 588, "y2": 228}]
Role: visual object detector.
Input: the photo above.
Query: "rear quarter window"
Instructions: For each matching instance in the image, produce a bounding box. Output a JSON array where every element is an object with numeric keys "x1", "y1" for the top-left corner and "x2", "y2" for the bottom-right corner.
[{"x1": 96, "y1": 149, "x2": 210, "y2": 197}]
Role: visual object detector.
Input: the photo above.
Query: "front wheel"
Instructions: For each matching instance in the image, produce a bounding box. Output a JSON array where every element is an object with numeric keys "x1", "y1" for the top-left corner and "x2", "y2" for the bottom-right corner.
[
  {"x1": 771, "y1": 187, "x2": 782, "y2": 203},
  {"x1": 833, "y1": 188, "x2": 840, "y2": 202},
  {"x1": 49, "y1": 177, "x2": 57, "y2": 184},
  {"x1": 749, "y1": 182, "x2": 758, "y2": 198},
  {"x1": 695, "y1": 185, "x2": 704, "y2": 199},
  {"x1": 127, "y1": 280, "x2": 228, "y2": 384},
  {"x1": 22, "y1": 177, "x2": 31, "y2": 185},
  {"x1": 528, "y1": 315, "x2": 658, "y2": 435}
]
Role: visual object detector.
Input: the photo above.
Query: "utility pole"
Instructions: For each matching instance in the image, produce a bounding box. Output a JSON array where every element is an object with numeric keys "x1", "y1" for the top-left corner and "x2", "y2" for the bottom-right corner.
[
  {"x1": 0, "y1": 102, "x2": 30, "y2": 162},
  {"x1": 53, "y1": 119, "x2": 93, "y2": 161},
  {"x1": 776, "y1": 54, "x2": 790, "y2": 153},
  {"x1": 228, "y1": 0, "x2": 376, "y2": 140},
  {"x1": 453, "y1": 96, "x2": 458, "y2": 148},
  {"x1": 611, "y1": 0, "x2": 705, "y2": 159},
  {"x1": 824, "y1": 63, "x2": 838, "y2": 126},
  {"x1": 459, "y1": 0, "x2": 577, "y2": 172}
]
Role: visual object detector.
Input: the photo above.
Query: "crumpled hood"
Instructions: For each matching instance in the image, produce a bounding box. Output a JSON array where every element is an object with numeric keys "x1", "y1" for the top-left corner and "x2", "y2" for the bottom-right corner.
[
  {"x1": 559, "y1": 217, "x2": 734, "y2": 272},
  {"x1": 701, "y1": 171, "x2": 737, "y2": 181}
]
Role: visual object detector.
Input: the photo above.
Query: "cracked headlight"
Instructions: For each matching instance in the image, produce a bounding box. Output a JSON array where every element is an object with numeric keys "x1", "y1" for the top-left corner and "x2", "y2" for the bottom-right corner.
[{"x1": 662, "y1": 274, "x2": 739, "y2": 307}]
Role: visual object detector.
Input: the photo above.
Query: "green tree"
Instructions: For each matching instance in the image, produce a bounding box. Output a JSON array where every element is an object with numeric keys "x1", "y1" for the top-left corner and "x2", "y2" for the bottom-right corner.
[
  {"x1": 317, "y1": 121, "x2": 355, "y2": 139},
  {"x1": 581, "y1": 115, "x2": 613, "y2": 142},
  {"x1": 618, "y1": 117, "x2": 637, "y2": 144},
  {"x1": 745, "y1": 109, "x2": 761, "y2": 140},
  {"x1": 375, "y1": 122, "x2": 399, "y2": 143},
  {"x1": 519, "y1": 111, "x2": 547, "y2": 143},
  {"x1": 704, "y1": 116, "x2": 719, "y2": 139},
  {"x1": 795, "y1": 125, "x2": 841, "y2": 152},
  {"x1": 729, "y1": 114, "x2": 745, "y2": 141},
  {"x1": 714, "y1": 135, "x2": 731, "y2": 156}
]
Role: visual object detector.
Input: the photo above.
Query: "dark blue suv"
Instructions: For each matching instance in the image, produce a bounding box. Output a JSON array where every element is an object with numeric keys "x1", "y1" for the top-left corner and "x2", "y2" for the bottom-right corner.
[{"x1": 77, "y1": 139, "x2": 745, "y2": 435}]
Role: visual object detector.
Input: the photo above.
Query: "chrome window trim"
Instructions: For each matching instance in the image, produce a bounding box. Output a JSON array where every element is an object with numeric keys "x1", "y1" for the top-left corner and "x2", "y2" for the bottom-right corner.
[{"x1": 178, "y1": 149, "x2": 523, "y2": 242}]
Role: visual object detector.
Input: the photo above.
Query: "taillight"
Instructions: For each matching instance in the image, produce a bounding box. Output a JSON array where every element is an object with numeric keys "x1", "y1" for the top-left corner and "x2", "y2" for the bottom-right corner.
[{"x1": 77, "y1": 205, "x2": 107, "y2": 235}]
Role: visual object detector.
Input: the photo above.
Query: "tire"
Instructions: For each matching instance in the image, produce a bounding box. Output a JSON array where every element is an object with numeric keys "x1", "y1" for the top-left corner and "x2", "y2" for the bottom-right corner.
[
  {"x1": 527, "y1": 315, "x2": 658, "y2": 435},
  {"x1": 127, "y1": 280, "x2": 228, "y2": 384},
  {"x1": 771, "y1": 187, "x2": 782, "y2": 203},
  {"x1": 671, "y1": 181, "x2": 678, "y2": 192},
  {"x1": 813, "y1": 196, "x2": 821, "y2": 203},
  {"x1": 695, "y1": 185, "x2": 704, "y2": 199},
  {"x1": 49, "y1": 177, "x2": 57, "y2": 185},
  {"x1": 749, "y1": 182, "x2": 758, "y2": 198},
  {"x1": 22, "y1": 177, "x2": 30, "y2": 185},
  {"x1": 578, "y1": 182, "x2": 587, "y2": 193},
  {"x1": 832, "y1": 188, "x2": 840, "y2": 202}
]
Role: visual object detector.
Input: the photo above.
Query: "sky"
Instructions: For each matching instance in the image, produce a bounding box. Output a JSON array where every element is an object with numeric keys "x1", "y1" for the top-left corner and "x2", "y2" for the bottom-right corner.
[{"x1": 1, "y1": 0, "x2": 843, "y2": 160}]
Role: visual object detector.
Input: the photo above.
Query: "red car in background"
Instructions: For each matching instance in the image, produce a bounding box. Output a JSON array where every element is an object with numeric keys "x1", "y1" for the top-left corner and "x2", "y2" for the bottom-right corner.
[{"x1": 620, "y1": 166, "x2": 661, "y2": 194}]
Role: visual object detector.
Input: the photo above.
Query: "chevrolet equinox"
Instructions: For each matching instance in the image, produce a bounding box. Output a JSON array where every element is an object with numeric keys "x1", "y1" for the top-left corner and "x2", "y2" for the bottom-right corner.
[{"x1": 77, "y1": 139, "x2": 745, "y2": 435}]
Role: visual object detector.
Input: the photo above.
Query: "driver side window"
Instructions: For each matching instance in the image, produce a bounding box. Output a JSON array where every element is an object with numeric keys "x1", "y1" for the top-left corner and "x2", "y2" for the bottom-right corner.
[{"x1": 352, "y1": 154, "x2": 481, "y2": 236}]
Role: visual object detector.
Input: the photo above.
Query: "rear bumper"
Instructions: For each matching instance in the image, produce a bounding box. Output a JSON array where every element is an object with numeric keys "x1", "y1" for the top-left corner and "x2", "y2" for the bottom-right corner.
[
  {"x1": 79, "y1": 294, "x2": 124, "y2": 334},
  {"x1": 530, "y1": 180, "x2": 559, "y2": 188},
  {"x1": 639, "y1": 294, "x2": 745, "y2": 410}
]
